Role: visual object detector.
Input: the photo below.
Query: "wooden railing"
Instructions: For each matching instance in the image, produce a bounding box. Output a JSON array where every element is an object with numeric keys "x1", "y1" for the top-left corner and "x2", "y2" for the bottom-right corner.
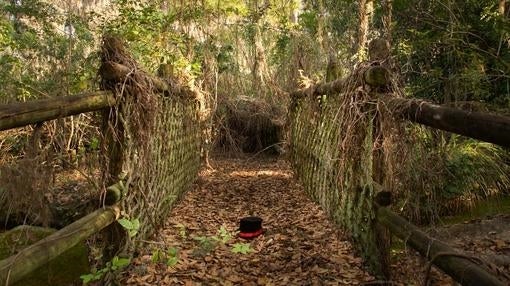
[
  {"x1": 0, "y1": 91, "x2": 116, "y2": 132},
  {"x1": 372, "y1": 96, "x2": 510, "y2": 286}
]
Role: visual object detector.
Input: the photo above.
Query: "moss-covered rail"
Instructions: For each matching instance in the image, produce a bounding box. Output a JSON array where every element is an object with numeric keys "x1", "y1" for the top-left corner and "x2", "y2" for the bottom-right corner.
[
  {"x1": 288, "y1": 39, "x2": 509, "y2": 285},
  {"x1": 0, "y1": 91, "x2": 116, "y2": 132},
  {"x1": 0, "y1": 207, "x2": 119, "y2": 286}
]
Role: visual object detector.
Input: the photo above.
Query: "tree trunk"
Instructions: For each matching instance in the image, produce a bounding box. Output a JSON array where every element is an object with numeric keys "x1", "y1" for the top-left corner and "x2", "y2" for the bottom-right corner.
[
  {"x1": 357, "y1": 0, "x2": 374, "y2": 58},
  {"x1": 497, "y1": 0, "x2": 507, "y2": 56},
  {"x1": 382, "y1": 0, "x2": 393, "y2": 42}
]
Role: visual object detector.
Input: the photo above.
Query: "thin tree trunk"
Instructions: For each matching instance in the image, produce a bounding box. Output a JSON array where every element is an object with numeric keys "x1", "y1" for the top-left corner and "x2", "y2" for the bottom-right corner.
[
  {"x1": 357, "y1": 0, "x2": 374, "y2": 58},
  {"x1": 499, "y1": 0, "x2": 506, "y2": 15},
  {"x1": 497, "y1": 0, "x2": 507, "y2": 56},
  {"x1": 382, "y1": 0, "x2": 393, "y2": 43}
]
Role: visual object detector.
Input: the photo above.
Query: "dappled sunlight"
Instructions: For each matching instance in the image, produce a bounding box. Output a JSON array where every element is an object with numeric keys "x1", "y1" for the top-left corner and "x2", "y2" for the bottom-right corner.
[{"x1": 228, "y1": 169, "x2": 292, "y2": 179}]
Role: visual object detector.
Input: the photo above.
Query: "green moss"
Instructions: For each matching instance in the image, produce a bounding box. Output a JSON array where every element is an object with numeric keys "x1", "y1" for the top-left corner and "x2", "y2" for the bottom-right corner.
[{"x1": 0, "y1": 225, "x2": 90, "y2": 286}]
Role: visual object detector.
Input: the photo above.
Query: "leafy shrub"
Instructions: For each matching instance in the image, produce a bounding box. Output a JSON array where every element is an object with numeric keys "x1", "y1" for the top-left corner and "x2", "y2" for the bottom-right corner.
[{"x1": 399, "y1": 129, "x2": 510, "y2": 224}]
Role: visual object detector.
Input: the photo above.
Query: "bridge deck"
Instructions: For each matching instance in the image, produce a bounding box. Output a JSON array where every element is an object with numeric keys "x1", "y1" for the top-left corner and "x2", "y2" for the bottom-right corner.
[{"x1": 121, "y1": 156, "x2": 374, "y2": 285}]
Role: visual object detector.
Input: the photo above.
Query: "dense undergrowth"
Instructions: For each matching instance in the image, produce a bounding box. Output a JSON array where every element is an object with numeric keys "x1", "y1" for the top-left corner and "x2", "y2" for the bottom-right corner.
[{"x1": 400, "y1": 130, "x2": 510, "y2": 224}]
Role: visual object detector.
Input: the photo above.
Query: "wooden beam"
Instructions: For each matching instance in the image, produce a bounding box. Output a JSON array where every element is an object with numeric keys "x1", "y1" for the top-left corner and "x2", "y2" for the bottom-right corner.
[
  {"x1": 376, "y1": 207, "x2": 506, "y2": 286},
  {"x1": 290, "y1": 66, "x2": 390, "y2": 99},
  {"x1": 0, "y1": 91, "x2": 116, "y2": 132},
  {"x1": 0, "y1": 207, "x2": 119, "y2": 286},
  {"x1": 381, "y1": 96, "x2": 510, "y2": 147}
]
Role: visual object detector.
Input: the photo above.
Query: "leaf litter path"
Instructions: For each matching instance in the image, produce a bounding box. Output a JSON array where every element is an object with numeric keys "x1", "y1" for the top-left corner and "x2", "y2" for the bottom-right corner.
[{"x1": 121, "y1": 156, "x2": 375, "y2": 285}]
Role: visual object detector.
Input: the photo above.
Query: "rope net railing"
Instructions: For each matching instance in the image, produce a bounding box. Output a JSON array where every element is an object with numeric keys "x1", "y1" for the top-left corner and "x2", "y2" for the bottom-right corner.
[
  {"x1": 288, "y1": 66, "x2": 400, "y2": 277},
  {"x1": 97, "y1": 35, "x2": 204, "y2": 259}
]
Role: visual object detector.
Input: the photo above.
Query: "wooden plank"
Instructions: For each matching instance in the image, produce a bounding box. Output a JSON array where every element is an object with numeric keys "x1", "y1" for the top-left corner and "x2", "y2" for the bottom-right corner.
[
  {"x1": 0, "y1": 91, "x2": 116, "y2": 131},
  {"x1": 377, "y1": 207, "x2": 505, "y2": 286},
  {"x1": 0, "y1": 207, "x2": 119, "y2": 286},
  {"x1": 381, "y1": 96, "x2": 510, "y2": 147}
]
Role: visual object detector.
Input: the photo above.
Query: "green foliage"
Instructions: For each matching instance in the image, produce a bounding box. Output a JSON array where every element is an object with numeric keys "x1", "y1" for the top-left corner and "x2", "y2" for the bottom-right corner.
[
  {"x1": 151, "y1": 246, "x2": 179, "y2": 267},
  {"x1": 444, "y1": 139, "x2": 510, "y2": 199},
  {"x1": 231, "y1": 243, "x2": 252, "y2": 254},
  {"x1": 298, "y1": 11, "x2": 318, "y2": 35},
  {"x1": 0, "y1": 0, "x2": 98, "y2": 101},
  {"x1": 192, "y1": 235, "x2": 217, "y2": 255},
  {"x1": 402, "y1": 130, "x2": 510, "y2": 223},
  {"x1": 118, "y1": 217, "x2": 140, "y2": 238},
  {"x1": 176, "y1": 223, "x2": 187, "y2": 238},
  {"x1": 102, "y1": 0, "x2": 201, "y2": 76},
  {"x1": 80, "y1": 256, "x2": 131, "y2": 284},
  {"x1": 217, "y1": 44, "x2": 236, "y2": 73},
  {"x1": 393, "y1": 0, "x2": 510, "y2": 106},
  {"x1": 206, "y1": 0, "x2": 248, "y2": 16},
  {"x1": 190, "y1": 225, "x2": 234, "y2": 256},
  {"x1": 211, "y1": 225, "x2": 233, "y2": 244}
]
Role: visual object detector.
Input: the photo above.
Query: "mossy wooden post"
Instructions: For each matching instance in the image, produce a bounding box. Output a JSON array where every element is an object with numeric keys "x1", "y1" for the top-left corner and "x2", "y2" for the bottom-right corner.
[
  {"x1": 367, "y1": 38, "x2": 391, "y2": 278},
  {"x1": 98, "y1": 37, "x2": 130, "y2": 263}
]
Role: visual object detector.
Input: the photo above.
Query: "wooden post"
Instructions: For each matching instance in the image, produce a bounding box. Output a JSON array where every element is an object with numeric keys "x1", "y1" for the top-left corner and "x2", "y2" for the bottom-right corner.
[{"x1": 368, "y1": 38, "x2": 391, "y2": 278}]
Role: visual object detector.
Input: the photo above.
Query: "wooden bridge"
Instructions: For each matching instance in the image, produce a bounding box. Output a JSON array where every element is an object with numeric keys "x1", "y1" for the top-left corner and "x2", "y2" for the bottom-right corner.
[{"x1": 0, "y1": 37, "x2": 509, "y2": 285}]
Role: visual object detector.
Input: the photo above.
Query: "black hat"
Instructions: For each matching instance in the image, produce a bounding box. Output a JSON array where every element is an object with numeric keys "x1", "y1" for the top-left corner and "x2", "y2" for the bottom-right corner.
[{"x1": 238, "y1": 216, "x2": 264, "y2": 239}]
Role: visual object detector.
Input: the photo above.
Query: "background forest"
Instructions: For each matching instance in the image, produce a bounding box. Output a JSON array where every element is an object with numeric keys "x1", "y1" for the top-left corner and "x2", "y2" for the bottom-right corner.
[{"x1": 1, "y1": 0, "x2": 510, "y2": 223}]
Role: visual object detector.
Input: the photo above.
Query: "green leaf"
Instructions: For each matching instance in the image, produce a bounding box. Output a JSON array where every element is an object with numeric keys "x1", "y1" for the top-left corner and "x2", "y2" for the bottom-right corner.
[
  {"x1": 110, "y1": 256, "x2": 131, "y2": 270},
  {"x1": 151, "y1": 249, "x2": 162, "y2": 263},
  {"x1": 80, "y1": 274, "x2": 95, "y2": 284},
  {"x1": 167, "y1": 247, "x2": 178, "y2": 257},
  {"x1": 132, "y1": 218, "x2": 140, "y2": 230},
  {"x1": 118, "y1": 218, "x2": 133, "y2": 230},
  {"x1": 166, "y1": 256, "x2": 178, "y2": 267},
  {"x1": 115, "y1": 257, "x2": 131, "y2": 268},
  {"x1": 231, "y1": 243, "x2": 252, "y2": 254},
  {"x1": 118, "y1": 217, "x2": 139, "y2": 237}
]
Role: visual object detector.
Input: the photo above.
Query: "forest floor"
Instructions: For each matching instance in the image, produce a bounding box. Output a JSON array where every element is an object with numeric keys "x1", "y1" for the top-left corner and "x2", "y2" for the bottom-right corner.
[{"x1": 120, "y1": 155, "x2": 510, "y2": 285}]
